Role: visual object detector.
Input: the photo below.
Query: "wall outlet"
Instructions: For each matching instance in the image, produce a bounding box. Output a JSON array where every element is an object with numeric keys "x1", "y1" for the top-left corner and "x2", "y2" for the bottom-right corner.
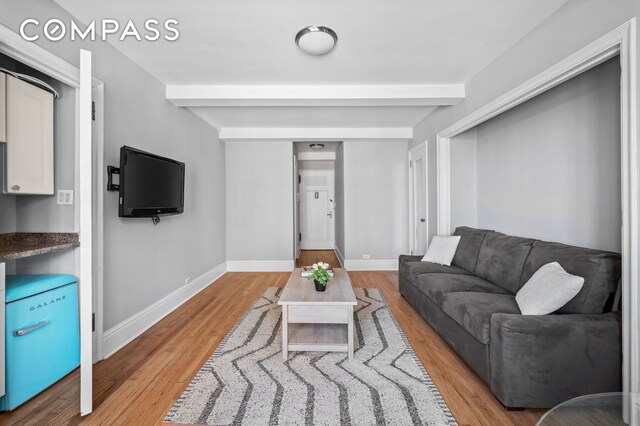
[
  {"x1": 185, "y1": 277, "x2": 191, "y2": 285},
  {"x1": 57, "y1": 190, "x2": 74, "y2": 205},
  {"x1": 362, "y1": 254, "x2": 370, "y2": 259}
]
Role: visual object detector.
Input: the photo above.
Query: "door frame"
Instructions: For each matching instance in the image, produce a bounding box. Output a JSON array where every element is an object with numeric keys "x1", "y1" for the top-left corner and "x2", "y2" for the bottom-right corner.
[
  {"x1": 435, "y1": 19, "x2": 638, "y2": 397},
  {"x1": 0, "y1": 25, "x2": 105, "y2": 415},
  {"x1": 299, "y1": 169, "x2": 336, "y2": 250},
  {"x1": 408, "y1": 141, "x2": 428, "y2": 255}
]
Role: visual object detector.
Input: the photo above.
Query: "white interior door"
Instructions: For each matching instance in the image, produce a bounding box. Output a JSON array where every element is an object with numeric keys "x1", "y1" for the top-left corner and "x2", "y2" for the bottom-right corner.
[
  {"x1": 410, "y1": 145, "x2": 428, "y2": 254},
  {"x1": 79, "y1": 49, "x2": 93, "y2": 416},
  {"x1": 300, "y1": 171, "x2": 335, "y2": 249}
]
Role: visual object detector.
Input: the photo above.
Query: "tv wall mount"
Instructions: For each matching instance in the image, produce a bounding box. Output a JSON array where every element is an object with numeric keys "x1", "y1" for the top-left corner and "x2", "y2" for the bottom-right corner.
[{"x1": 107, "y1": 165, "x2": 119, "y2": 191}]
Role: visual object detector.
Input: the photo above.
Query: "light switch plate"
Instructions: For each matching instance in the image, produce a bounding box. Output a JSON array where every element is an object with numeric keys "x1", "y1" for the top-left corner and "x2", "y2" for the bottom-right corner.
[{"x1": 57, "y1": 189, "x2": 73, "y2": 205}]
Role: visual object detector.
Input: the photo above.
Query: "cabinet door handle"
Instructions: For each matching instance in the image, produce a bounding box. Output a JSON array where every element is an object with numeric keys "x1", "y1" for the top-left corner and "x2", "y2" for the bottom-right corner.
[
  {"x1": 14, "y1": 320, "x2": 49, "y2": 336},
  {"x1": 11, "y1": 185, "x2": 20, "y2": 191}
]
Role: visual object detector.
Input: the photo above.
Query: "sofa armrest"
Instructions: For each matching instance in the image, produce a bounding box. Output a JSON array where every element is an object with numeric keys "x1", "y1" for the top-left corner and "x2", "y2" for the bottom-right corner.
[
  {"x1": 489, "y1": 312, "x2": 622, "y2": 408},
  {"x1": 399, "y1": 254, "x2": 423, "y2": 264}
]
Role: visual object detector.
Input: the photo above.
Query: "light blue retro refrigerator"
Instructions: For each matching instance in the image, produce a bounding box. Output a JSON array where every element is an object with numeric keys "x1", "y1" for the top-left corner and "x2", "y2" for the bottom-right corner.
[{"x1": 0, "y1": 274, "x2": 80, "y2": 411}]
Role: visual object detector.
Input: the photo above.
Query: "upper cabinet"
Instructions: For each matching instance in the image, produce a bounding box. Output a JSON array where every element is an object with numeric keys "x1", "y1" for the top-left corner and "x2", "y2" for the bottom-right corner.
[{"x1": 2, "y1": 73, "x2": 54, "y2": 195}]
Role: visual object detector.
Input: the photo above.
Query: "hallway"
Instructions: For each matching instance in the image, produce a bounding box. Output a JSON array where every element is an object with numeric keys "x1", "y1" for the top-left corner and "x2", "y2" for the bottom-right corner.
[{"x1": 295, "y1": 250, "x2": 341, "y2": 268}]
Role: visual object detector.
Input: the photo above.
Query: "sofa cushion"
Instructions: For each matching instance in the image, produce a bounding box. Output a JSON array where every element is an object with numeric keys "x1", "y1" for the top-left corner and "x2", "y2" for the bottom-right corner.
[
  {"x1": 520, "y1": 241, "x2": 622, "y2": 314},
  {"x1": 422, "y1": 235, "x2": 461, "y2": 266},
  {"x1": 441, "y1": 292, "x2": 521, "y2": 344},
  {"x1": 414, "y1": 273, "x2": 511, "y2": 307},
  {"x1": 475, "y1": 232, "x2": 536, "y2": 293},
  {"x1": 452, "y1": 227, "x2": 492, "y2": 273},
  {"x1": 399, "y1": 261, "x2": 471, "y2": 283}
]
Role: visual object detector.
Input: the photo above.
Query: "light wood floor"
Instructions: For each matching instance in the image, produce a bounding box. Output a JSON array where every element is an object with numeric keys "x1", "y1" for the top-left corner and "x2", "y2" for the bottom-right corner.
[
  {"x1": 295, "y1": 249, "x2": 341, "y2": 268},
  {"x1": 0, "y1": 254, "x2": 545, "y2": 425}
]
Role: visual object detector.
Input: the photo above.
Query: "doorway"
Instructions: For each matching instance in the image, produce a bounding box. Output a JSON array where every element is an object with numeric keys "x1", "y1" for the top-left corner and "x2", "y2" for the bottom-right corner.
[
  {"x1": 409, "y1": 143, "x2": 428, "y2": 255},
  {"x1": 300, "y1": 170, "x2": 335, "y2": 249}
]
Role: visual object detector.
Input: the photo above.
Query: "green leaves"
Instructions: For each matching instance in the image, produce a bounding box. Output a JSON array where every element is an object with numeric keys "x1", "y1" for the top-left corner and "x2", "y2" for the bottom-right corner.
[{"x1": 308, "y1": 265, "x2": 331, "y2": 285}]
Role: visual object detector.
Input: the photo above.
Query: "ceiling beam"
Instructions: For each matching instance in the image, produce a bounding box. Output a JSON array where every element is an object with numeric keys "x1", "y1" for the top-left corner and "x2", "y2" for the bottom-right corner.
[
  {"x1": 166, "y1": 84, "x2": 465, "y2": 107},
  {"x1": 219, "y1": 127, "x2": 413, "y2": 142}
]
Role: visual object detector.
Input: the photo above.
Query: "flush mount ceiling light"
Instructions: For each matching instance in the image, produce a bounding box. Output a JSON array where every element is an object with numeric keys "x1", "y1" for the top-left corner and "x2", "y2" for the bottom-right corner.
[
  {"x1": 309, "y1": 143, "x2": 325, "y2": 150},
  {"x1": 295, "y1": 26, "x2": 338, "y2": 56}
]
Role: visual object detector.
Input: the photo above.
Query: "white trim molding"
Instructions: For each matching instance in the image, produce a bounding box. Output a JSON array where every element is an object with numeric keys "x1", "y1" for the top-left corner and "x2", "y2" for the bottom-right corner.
[
  {"x1": 435, "y1": 19, "x2": 638, "y2": 395},
  {"x1": 167, "y1": 84, "x2": 465, "y2": 107},
  {"x1": 220, "y1": 127, "x2": 413, "y2": 142},
  {"x1": 102, "y1": 262, "x2": 227, "y2": 359},
  {"x1": 344, "y1": 259, "x2": 398, "y2": 271},
  {"x1": 227, "y1": 260, "x2": 295, "y2": 272},
  {"x1": 334, "y1": 246, "x2": 345, "y2": 268}
]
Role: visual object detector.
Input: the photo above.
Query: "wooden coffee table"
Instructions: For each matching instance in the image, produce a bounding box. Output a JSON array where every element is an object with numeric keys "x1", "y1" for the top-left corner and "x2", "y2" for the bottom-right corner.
[{"x1": 279, "y1": 268, "x2": 357, "y2": 360}]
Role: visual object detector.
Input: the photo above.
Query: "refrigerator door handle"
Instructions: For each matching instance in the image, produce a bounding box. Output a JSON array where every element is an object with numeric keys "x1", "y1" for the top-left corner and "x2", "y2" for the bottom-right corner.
[{"x1": 14, "y1": 320, "x2": 49, "y2": 337}]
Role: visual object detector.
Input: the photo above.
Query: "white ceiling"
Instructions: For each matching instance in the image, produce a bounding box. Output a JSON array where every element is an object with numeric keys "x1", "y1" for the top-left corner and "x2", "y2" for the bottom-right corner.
[
  {"x1": 54, "y1": 0, "x2": 568, "y2": 135},
  {"x1": 54, "y1": 0, "x2": 567, "y2": 86}
]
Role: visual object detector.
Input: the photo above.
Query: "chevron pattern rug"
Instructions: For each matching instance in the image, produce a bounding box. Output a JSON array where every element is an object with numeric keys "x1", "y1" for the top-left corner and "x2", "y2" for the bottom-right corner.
[{"x1": 165, "y1": 288, "x2": 457, "y2": 425}]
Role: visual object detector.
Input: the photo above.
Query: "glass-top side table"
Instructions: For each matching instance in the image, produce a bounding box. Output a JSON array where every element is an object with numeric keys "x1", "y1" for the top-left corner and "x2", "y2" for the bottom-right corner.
[{"x1": 537, "y1": 392, "x2": 640, "y2": 426}]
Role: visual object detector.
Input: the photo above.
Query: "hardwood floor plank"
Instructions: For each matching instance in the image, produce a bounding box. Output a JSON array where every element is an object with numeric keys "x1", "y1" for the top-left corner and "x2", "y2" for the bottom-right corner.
[
  {"x1": 0, "y1": 270, "x2": 544, "y2": 425},
  {"x1": 296, "y1": 250, "x2": 340, "y2": 268}
]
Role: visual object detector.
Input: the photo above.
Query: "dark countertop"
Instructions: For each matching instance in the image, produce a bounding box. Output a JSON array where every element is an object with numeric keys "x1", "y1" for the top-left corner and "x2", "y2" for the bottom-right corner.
[{"x1": 0, "y1": 233, "x2": 80, "y2": 262}]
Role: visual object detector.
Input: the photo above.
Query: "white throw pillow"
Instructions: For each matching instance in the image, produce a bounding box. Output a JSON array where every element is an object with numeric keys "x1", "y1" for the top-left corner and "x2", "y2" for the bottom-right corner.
[
  {"x1": 421, "y1": 235, "x2": 461, "y2": 266},
  {"x1": 516, "y1": 262, "x2": 584, "y2": 315}
]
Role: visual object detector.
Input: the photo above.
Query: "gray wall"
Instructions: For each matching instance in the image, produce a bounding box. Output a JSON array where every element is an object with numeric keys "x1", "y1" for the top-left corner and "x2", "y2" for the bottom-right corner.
[
  {"x1": 411, "y1": 0, "x2": 639, "y2": 245},
  {"x1": 334, "y1": 143, "x2": 345, "y2": 264},
  {"x1": 450, "y1": 128, "x2": 478, "y2": 230},
  {"x1": 475, "y1": 58, "x2": 620, "y2": 250},
  {"x1": 0, "y1": 0, "x2": 226, "y2": 331},
  {"x1": 343, "y1": 140, "x2": 408, "y2": 261},
  {"x1": 225, "y1": 141, "x2": 293, "y2": 261}
]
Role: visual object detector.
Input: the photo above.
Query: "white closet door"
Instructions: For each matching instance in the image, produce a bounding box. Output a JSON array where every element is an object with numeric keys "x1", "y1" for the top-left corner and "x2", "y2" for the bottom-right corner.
[
  {"x1": 5, "y1": 74, "x2": 54, "y2": 194},
  {"x1": 79, "y1": 49, "x2": 93, "y2": 416}
]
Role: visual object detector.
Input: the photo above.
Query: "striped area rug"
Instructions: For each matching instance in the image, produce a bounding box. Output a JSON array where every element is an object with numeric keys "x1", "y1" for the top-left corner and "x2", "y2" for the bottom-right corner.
[{"x1": 165, "y1": 288, "x2": 457, "y2": 425}]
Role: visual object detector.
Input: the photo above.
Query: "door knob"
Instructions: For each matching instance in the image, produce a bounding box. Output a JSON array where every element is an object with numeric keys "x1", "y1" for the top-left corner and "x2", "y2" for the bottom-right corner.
[
  {"x1": 11, "y1": 185, "x2": 20, "y2": 191},
  {"x1": 420, "y1": 218, "x2": 426, "y2": 222}
]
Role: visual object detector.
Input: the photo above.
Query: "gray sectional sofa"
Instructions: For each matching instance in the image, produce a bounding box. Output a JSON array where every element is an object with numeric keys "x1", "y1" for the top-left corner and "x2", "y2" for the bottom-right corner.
[{"x1": 398, "y1": 226, "x2": 622, "y2": 408}]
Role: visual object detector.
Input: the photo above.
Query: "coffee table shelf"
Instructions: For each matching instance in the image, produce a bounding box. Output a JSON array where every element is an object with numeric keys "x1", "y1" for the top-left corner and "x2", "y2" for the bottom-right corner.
[{"x1": 287, "y1": 323, "x2": 348, "y2": 353}]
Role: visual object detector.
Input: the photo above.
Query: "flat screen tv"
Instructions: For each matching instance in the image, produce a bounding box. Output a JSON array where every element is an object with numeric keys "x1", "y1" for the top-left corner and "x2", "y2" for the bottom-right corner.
[{"x1": 118, "y1": 146, "x2": 185, "y2": 218}]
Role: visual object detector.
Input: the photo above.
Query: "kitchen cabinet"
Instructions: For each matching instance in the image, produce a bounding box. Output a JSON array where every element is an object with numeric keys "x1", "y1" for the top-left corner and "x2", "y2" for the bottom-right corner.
[{"x1": 3, "y1": 73, "x2": 54, "y2": 195}]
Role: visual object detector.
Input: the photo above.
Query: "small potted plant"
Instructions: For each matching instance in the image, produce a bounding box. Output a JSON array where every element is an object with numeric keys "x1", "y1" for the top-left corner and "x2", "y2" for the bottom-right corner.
[{"x1": 308, "y1": 262, "x2": 331, "y2": 292}]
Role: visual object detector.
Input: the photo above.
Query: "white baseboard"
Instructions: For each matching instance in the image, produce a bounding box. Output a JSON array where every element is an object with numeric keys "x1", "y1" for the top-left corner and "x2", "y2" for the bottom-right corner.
[
  {"x1": 227, "y1": 260, "x2": 295, "y2": 272},
  {"x1": 102, "y1": 261, "x2": 227, "y2": 359},
  {"x1": 344, "y1": 259, "x2": 398, "y2": 271},
  {"x1": 334, "y1": 246, "x2": 345, "y2": 268}
]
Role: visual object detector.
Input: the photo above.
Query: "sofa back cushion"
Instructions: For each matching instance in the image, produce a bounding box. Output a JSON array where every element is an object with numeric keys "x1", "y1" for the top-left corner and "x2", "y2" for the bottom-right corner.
[
  {"x1": 520, "y1": 241, "x2": 621, "y2": 313},
  {"x1": 475, "y1": 232, "x2": 536, "y2": 293},
  {"x1": 451, "y1": 227, "x2": 492, "y2": 273}
]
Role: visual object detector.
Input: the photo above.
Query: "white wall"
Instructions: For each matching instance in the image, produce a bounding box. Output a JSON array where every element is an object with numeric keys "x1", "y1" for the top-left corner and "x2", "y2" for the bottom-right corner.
[
  {"x1": 450, "y1": 128, "x2": 478, "y2": 229},
  {"x1": 225, "y1": 141, "x2": 293, "y2": 264},
  {"x1": 474, "y1": 57, "x2": 620, "y2": 251},
  {"x1": 343, "y1": 140, "x2": 408, "y2": 268},
  {"x1": 0, "y1": 1, "x2": 227, "y2": 331},
  {"x1": 411, "y1": 0, "x2": 640, "y2": 244}
]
